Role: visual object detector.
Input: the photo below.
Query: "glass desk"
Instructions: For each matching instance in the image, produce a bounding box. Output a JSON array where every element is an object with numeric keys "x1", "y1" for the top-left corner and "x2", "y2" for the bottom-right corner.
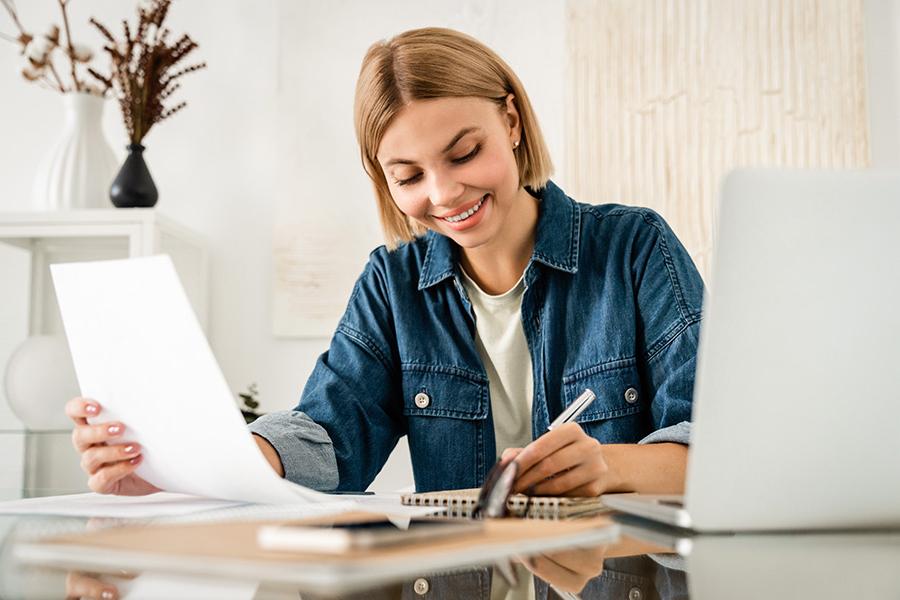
[{"x1": 1, "y1": 506, "x2": 899, "y2": 599}]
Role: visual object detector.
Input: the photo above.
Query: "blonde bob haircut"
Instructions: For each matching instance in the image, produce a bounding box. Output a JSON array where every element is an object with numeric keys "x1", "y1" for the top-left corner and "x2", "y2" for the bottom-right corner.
[{"x1": 354, "y1": 27, "x2": 553, "y2": 250}]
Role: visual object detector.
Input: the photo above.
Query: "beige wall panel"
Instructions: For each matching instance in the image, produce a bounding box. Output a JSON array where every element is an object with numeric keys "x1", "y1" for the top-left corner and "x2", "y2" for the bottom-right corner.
[{"x1": 566, "y1": 0, "x2": 870, "y2": 277}]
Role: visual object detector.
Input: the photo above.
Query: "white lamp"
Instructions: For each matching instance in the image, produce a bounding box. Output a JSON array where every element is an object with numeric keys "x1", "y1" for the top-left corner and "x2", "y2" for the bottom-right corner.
[{"x1": 4, "y1": 335, "x2": 80, "y2": 431}]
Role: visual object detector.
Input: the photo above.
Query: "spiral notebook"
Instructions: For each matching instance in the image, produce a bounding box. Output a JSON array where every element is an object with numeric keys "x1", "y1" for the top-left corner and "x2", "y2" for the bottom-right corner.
[{"x1": 401, "y1": 488, "x2": 609, "y2": 520}]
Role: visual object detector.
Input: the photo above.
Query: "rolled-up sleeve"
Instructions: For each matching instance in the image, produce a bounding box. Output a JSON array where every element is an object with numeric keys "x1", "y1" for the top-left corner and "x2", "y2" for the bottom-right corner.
[
  {"x1": 638, "y1": 420, "x2": 691, "y2": 445},
  {"x1": 248, "y1": 410, "x2": 339, "y2": 491}
]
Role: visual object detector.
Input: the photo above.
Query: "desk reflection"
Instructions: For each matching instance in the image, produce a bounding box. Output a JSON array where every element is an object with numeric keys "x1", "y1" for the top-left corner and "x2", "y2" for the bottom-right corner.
[
  {"x1": 5, "y1": 513, "x2": 900, "y2": 600},
  {"x1": 60, "y1": 551, "x2": 685, "y2": 600}
]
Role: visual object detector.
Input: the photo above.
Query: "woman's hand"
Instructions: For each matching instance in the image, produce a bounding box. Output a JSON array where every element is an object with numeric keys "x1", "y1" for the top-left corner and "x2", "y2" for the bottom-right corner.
[
  {"x1": 504, "y1": 424, "x2": 690, "y2": 496},
  {"x1": 66, "y1": 571, "x2": 126, "y2": 600},
  {"x1": 502, "y1": 423, "x2": 617, "y2": 497},
  {"x1": 521, "y1": 545, "x2": 607, "y2": 594},
  {"x1": 66, "y1": 397, "x2": 160, "y2": 496}
]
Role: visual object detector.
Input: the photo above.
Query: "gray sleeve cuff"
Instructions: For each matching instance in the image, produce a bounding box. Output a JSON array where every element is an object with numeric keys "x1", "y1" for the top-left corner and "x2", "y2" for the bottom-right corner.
[
  {"x1": 248, "y1": 410, "x2": 339, "y2": 491},
  {"x1": 638, "y1": 421, "x2": 691, "y2": 445},
  {"x1": 648, "y1": 553, "x2": 688, "y2": 571}
]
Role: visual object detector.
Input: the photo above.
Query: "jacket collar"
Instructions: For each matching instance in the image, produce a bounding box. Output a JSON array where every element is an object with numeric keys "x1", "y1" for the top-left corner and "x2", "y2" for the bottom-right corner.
[{"x1": 417, "y1": 180, "x2": 580, "y2": 290}]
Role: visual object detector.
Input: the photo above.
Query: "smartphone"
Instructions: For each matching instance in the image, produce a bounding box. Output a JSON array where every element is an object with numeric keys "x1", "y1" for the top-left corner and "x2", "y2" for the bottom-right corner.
[{"x1": 258, "y1": 518, "x2": 482, "y2": 554}]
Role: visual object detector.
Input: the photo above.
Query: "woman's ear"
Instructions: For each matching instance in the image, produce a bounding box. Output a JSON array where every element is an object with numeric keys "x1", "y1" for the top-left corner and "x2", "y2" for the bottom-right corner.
[{"x1": 504, "y1": 93, "x2": 521, "y2": 145}]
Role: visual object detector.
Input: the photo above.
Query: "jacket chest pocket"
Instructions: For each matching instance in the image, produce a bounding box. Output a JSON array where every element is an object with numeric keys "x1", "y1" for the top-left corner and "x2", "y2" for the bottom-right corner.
[
  {"x1": 562, "y1": 360, "x2": 647, "y2": 443},
  {"x1": 401, "y1": 364, "x2": 489, "y2": 491}
]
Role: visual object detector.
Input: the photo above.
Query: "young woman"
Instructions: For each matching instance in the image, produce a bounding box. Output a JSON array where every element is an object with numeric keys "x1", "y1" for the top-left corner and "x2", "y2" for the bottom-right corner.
[{"x1": 66, "y1": 27, "x2": 703, "y2": 498}]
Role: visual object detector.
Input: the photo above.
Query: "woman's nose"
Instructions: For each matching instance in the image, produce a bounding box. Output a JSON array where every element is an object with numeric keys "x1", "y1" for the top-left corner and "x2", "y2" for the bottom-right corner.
[{"x1": 427, "y1": 171, "x2": 465, "y2": 208}]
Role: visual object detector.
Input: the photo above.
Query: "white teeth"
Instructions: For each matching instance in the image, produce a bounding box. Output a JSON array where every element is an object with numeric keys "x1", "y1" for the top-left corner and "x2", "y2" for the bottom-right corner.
[{"x1": 443, "y1": 195, "x2": 487, "y2": 223}]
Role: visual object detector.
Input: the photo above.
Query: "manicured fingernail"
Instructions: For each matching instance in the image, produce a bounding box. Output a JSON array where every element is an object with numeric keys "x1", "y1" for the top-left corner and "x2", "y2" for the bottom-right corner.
[
  {"x1": 86, "y1": 403, "x2": 99, "y2": 414},
  {"x1": 123, "y1": 444, "x2": 138, "y2": 455},
  {"x1": 108, "y1": 424, "x2": 122, "y2": 435},
  {"x1": 129, "y1": 455, "x2": 142, "y2": 465},
  {"x1": 101, "y1": 590, "x2": 115, "y2": 600}
]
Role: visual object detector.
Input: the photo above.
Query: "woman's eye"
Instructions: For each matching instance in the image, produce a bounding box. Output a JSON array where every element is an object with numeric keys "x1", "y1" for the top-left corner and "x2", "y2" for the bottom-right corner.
[
  {"x1": 391, "y1": 144, "x2": 480, "y2": 186},
  {"x1": 452, "y1": 144, "x2": 481, "y2": 164},
  {"x1": 394, "y1": 173, "x2": 422, "y2": 187}
]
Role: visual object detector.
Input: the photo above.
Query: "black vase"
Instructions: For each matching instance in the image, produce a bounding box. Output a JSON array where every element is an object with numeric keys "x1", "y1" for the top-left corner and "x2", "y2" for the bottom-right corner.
[{"x1": 110, "y1": 144, "x2": 158, "y2": 208}]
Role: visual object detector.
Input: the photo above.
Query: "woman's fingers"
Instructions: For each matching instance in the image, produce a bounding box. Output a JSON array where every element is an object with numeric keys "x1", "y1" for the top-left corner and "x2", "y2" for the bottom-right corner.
[
  {"x1": 65, "y1": 397, "x2": 101, "y2": 427},
  {"x1": 80, "y1": 443, "x2": 142, "y2": 475},
  {"x1": 65, "y1": 397, "x2": 158, "y2": 497},
  {"x1": 514, "y1": 440, "x2": 587, "y2": 491},
  {"x1": 88, "y1": 454, "x2": 143, "y2": 495},
  {"x1": 512, "y1": 424, "x2": 610, "y2": 495},
  {"x1": 524, "y1": 554, "x2": 590, "y2": 594},
  {"x1": 541, "y1": 546, "x2": 607, "y2": 577},
  {"x1": 511, "y1": 426, "x2": 611, "y2": 496},
  {"x1": 72, "y1": 421, "x2": 127, "y2": 452},
  {"x1": 513, "y1": 423, "x2": 583, "y2": 473},
  {"x1": 530, "y1": 464, "x2": 605, "y2": 497},
  {"x1": 66, "y1": 571, "x2": 119, "y2": 600},
  {"x1": 500, "y1": 447, "x2": 523, "y2": 463}
]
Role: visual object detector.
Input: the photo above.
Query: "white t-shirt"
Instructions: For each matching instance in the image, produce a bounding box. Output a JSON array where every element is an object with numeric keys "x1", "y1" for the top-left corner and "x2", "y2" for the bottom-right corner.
[{"x1": 460, "y1": 269, "x2": 534, "y2": 458}]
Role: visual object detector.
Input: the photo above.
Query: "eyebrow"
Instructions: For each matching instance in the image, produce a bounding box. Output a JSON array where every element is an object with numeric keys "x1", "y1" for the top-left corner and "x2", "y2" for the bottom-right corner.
[{"x1": 384, "y1": 127, "x2": 482, "y2": 167}]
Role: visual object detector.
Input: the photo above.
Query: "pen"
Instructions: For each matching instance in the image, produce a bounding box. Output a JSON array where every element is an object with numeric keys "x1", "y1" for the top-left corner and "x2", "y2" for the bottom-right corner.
[
  {"x1": 475, "y1": 388, "x2": 597, "y2": 518},
  {"x1": 547, "y1": 388, "x2": 596, "y2": 430}
]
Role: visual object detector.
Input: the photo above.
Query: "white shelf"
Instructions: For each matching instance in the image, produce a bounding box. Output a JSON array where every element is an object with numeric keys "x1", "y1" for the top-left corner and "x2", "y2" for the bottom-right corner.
[{"x1": 0, "y1": 209, "x2": 209, "y2": 334}]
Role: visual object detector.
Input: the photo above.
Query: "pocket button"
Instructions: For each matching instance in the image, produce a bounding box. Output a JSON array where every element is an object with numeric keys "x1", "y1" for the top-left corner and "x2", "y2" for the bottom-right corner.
[
  {"x1": 624, "y1": 387, "x2": 639, "y2": 404},
  {"x1": 414, "y1": 392, "x2": 431, "y2": 409},
  {"x1": 414, "y1": 578, "x2": 430, "y2": 595}
]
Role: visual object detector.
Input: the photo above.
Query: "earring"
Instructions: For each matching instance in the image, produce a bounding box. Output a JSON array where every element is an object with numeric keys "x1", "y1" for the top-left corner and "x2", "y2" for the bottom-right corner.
[{"x1": 513, "y1": 140, "x2": 520, "y2": 149}]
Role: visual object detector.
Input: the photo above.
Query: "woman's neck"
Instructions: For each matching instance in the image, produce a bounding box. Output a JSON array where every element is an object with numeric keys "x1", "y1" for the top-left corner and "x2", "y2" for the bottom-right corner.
[{"x1": 459, "y1": 187, "x2": 539, "y2": 295}]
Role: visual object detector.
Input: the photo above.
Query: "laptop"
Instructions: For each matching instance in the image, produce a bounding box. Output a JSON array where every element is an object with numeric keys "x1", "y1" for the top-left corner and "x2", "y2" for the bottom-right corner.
[{"x1": 601, "y1": 169, "x2": 900, "y2": 532}]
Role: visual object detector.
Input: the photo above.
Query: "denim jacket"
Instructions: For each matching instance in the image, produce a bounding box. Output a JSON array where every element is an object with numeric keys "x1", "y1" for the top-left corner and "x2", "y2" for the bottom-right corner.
[{"x1": 250, "y1": 180, "x2": 704, "y2": 492}]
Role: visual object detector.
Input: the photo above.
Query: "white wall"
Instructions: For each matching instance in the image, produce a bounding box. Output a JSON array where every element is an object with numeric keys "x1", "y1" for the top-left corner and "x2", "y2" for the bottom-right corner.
[
  {"x1": 0, "y1": 0, "x2": 566, "y2": 492},
  {"x1": 866, "y1": 0, "x2": 900, "y2": 168}
]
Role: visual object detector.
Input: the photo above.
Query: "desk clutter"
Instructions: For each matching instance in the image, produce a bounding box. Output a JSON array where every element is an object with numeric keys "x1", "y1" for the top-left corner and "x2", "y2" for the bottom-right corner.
[{"x1": 14, "y1": 510, "x2": 619, "y2": 593}]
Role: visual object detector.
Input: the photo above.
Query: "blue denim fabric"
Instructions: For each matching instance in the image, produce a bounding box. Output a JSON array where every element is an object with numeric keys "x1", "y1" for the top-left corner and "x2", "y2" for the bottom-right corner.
[{"x1": 254, "y1": 180, "x2": 704, "y2": 493}]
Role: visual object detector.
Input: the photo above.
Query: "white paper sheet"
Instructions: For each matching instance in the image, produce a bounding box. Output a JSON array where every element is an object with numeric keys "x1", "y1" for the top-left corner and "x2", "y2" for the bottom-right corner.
[
  {"x1": 0, "y1": 492, "x2": 247, "y2": 518},
  {"x1": 0, "y1": 492, "x2": 441, "y2": 521},
  {"x1": 51, "y1": 256, "x2": 333, "y2": 505}
]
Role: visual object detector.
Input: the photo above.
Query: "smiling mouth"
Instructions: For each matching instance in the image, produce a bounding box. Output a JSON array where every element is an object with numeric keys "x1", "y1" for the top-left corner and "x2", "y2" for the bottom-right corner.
[{"x1": 441, "y1": 194, "x2": 488, "y2": 223}]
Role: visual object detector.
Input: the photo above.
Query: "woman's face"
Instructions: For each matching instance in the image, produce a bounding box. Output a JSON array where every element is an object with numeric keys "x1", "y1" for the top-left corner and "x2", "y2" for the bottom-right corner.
[{"x1": 376, "y1": 96, "x2": 522, "y2": 250}]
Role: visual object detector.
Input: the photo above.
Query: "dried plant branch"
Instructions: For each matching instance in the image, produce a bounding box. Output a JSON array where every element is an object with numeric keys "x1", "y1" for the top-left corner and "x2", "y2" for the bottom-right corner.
[
  {"x1": 46, "y1": 56, "x2": 67, "y2": 92},
  {"x1": 57, "y1": 0, "x2": 82, "y2": 91},
  {"x1": 86, "y1": 65, "x2": 112, "y2": 93},
  {"x1": 90, "y1": 17, "x2": 114, "y2": 45},
  {"x1": 3, "y1": 0, "x2": 106, "y2": 96},
  {"x1": 1, "y1": 0, "x2": 26, "y2": 36},
  {"x1": 91, "y1": 0, "x2": 205, "y2": 144}
]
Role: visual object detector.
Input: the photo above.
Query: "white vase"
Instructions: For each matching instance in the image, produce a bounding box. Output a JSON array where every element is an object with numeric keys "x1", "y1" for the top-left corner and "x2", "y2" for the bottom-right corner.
[{"x1": 32, "y1": 92, "x2": 119, "y2": 210}]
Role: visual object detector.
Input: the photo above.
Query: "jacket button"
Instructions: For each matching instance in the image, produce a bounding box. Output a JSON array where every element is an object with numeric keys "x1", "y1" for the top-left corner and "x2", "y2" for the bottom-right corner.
[
  {"x1": 624, "y1": 387, "x2": 639, "y2": 404},
  {"x1": 414, "y1": 392, "x2": 431, "y2": 409},
  {"x1": 414, "y1": 577, "x2": 430, "y2": 595},
  {"x1": 628, "y1": 587, "x2": 643, "y2": 600}
]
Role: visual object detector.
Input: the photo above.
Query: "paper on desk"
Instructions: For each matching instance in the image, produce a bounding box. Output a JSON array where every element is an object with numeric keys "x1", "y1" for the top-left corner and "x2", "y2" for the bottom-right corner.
[
  {"x1": 0, "y1": 492, "x2": 441, "y2": 521},
  {"x1": 51, "y1": 256, "x2": 335, "y2": 506},
  {"x1": 0, "y1": 492, "x2": 241, "y2": 519}
]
